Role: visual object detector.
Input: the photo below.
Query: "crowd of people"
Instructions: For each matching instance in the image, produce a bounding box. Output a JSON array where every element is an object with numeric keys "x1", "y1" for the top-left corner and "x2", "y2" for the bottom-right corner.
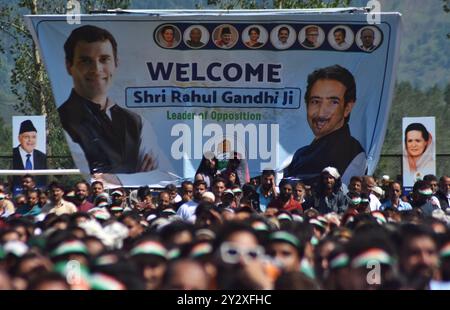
[{"x1": 0, "y1": 166, "x2": 449, "y2": 290}]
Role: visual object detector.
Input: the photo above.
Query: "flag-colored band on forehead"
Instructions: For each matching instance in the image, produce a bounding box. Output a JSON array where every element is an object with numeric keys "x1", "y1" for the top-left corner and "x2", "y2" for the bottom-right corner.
[
  {"x1": 50, "y1": 240, "x2": 88, "y2": 257},
  {"x1": 269, "y1": 231, "x2": 300, "y2": 248},
  {"x1": 330, "y1": 253, "x2": 349, "y2": 269},
  {"x1": 351, "y1": 248, "x2": 393, "y2": 268},
  {"x1": 130, "y1": 241, "x2": 167, "y2": 258}
]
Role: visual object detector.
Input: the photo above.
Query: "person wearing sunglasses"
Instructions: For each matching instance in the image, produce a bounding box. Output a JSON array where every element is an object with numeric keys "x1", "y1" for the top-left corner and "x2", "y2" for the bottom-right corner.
[
  {"x1": 214, "y1": 222, "x2": 274, "y2": 289},
  {"x1": 380, "y1": 181, "x2": 412, "y2": 212}
]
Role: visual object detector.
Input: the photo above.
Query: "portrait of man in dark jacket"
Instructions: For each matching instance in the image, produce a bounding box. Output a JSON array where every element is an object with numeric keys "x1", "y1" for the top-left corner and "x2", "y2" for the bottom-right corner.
[
  {"x1": 12, "y1": 119, "x2": 47, "y2": 190},
  {"x1": 59, "y1": 25, "x2": 158, "y2": 176},
  {"x1": 284, "y1": 65, "x2": 367, "y2": 186}
]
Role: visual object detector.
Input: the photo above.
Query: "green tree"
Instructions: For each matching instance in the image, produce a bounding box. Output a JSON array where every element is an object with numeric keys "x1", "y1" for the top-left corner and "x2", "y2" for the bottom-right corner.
[
  {"x1": 204, "y1": 0, "x2": 350, "y2": 9},
  {"x1": 374, "y1": 82, "x2": 450, "y2": 179},
  {"x1": 0, "y1": 0, "x2": 130, "y2": 185},
  {"x1": 0, "y1": 0, "x2": 130, "y2": 171},
  {"x1": 445, "y1": 0, "x2": 450, "y2": 38},
  {"x1": 444, "y1": 83, "x2": 450, "y2": 106}
]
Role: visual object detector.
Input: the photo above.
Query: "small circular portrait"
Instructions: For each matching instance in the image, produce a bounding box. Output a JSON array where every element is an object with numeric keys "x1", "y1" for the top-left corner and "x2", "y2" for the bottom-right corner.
[
  {"x1": 298, "y1": 25, "x2": 325, "y2": 49},
  {"x1": 270, "y1": 24, "x2": 296, "y2": 50},
  {"x1": 155, "y1": 24, "x2": 182, "y2": 49},
  {"x1": 355, "y1": 26, "x2": 382, "y2": 52},
  {"x1": 212, "y1": 24, "x2": 239, "y2": 49},
  {"x1": 242, "y1": 25, "x2": 268, "y2": 49},
  {"x1": 183, "y1": 25, "x2": 209, "y2": 49},
  {"x1": 328, "y1": 25, "x2": 354, "y2": 51}
]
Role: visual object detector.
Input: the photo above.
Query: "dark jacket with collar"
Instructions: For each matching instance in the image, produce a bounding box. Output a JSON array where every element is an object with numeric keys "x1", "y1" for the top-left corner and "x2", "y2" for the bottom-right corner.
[
  {"x1": 12, "y1": 146, "x2": 47, "y2": 189},
  {"x1": 312, "y1": 190, "x2": 349, "y2": 214},
  {"x1": 58, "y1": 90, "x2": 142, "y2": 174},
  {"x1": 435, "y1": 191, "x2": 449, "y2": 211},
  {"x1": 12, "y1": 146, "x2": 47, "y2": 170},
  {"x1": 284, "y1": 124, "x2": 365, "y2": 186}
]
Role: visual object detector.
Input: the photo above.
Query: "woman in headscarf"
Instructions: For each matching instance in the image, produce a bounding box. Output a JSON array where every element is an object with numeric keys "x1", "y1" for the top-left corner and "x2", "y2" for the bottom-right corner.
[{"x1": 403, "y1": 123, "x2": 435, "y2": 185}]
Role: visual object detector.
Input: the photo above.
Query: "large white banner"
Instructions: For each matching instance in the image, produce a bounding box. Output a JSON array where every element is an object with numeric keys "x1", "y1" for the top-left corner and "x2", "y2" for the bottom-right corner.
[{"x1": 25, "y1": 9, "x2": 401, "y2": 187}]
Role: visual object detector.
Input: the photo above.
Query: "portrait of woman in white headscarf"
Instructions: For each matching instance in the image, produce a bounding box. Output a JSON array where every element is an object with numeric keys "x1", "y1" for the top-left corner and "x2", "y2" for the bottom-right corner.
[{"x1": 403, "y1": 122, "x2": 435, "y2": 185}]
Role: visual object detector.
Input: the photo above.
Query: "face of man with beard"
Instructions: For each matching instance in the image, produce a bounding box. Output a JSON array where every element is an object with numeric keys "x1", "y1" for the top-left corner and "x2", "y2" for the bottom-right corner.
[
  {"x1": 280, "y1": 183, "x2": 293, "y2": 201},
  {"x1": 322, "y1": 173, "x2": 336, "y2": 190},
  {"x1": 261, "y1": 173, "x2": 275, "y2": 191},
  {"x1": 401, "y1": 236, "x2": 439, "y2": 284},
  {"x1": 75, "y1": 183, "x2": 89, "y2": 203},
  {"x1": 111, "y1": 194, "x2": 124, "y2": 206}
]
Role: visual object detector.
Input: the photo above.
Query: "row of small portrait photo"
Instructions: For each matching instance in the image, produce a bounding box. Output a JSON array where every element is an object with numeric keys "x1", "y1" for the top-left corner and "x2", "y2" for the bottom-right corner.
[{"x1": 155, "y1": 23, "x2": 382, "y2": 52}]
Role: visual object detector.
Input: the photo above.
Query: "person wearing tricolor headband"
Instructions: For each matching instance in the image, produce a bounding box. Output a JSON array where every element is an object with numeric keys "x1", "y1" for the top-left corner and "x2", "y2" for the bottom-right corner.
[
  {"x1": 129, "y1": 239, "x2": 168, "y2": 290},
  {"x1": 399, "y1": 223, "x2": 440, "y2": 289},
  {"x1": 186, "y1": 241, "x2": 218, "y2": 290},
  {"x1": 90, "y1": 181, "x2": 105, "y2": 203},
  {"x1": 345, "y1": 229, "x2": 398, "y2": 290},
  {"x1": 371, "y1": 211, "x2": 387, "y2": 225},
  {"x1": 349, "y1": 247, "x2": 397, "y2": 290},
  {"x1": 249, "y1": 217, "x2": 273, "y2": 241},
  {"x1": 88, "y1": 207, "x2": 111, "y2": 222},
  {"x1": 411, "y1": 180, "x2": 440, "y2": 217},
  {"x1": 322, "y1": 246, "x2": 352, "y2": 289},
  {"x1": 49, "y1": 239, "x2": 90, "y2": 268},
  {"x1": 313, "y1": 236, "x2": 340, "y2": 284},
  {"x1": 108, "y1": 188, "x2": 127, "y2": 217},
  {"x1": 310, "y1": 217, "x2": 328, "y2": 240},
  {"x1": 213, "y1": 222, "x2": 274, "y2": 290},
  {"x1": 94, "y1": 192, "x2": 111, "y2": 207},
  {"x1": 89, "y1": 272, "x2": 126, "y2": 290},
  {"x1": 346, "y1": 190, "x2": 362, "y2": 210},
  {"x1": 347, "y1": 192, "x2": 370, "y2": 214},
  {"x1": 266, "y1": 231, "x2": 303, "y2": 273}
]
